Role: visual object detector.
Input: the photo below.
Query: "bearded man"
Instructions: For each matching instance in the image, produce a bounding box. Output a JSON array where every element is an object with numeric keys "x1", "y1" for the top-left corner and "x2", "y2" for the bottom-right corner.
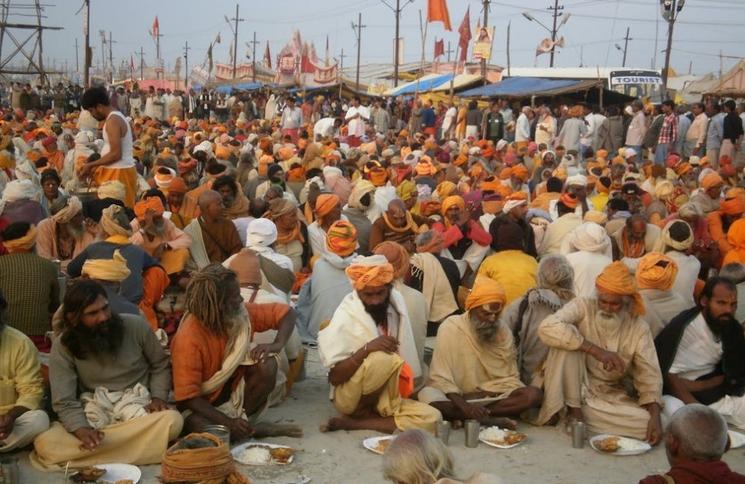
[
  {"x1": 656, "y1": 277, "x2": 745, "y2": 430},
  {"x1": 170, "y1": 264, "x2": 301, "y2": 441},
  {"x1": 318, "y1": 255, "x2": 441, "y2": 433},
  {"x1": 613, "y1": 214, "x2": 661, "y2": 268},
  {"x1": 212, "y1": 175, "x2": 250, "y2": 221},
  {"x1": 184, "y1": 190, "x2": 243, "y2": 270},
  {"x1": 36, "y1": 195, "x2": 95, "y2": 265},
  {"x1": 419, "y1": 276, "x2": 543, "y2": 425},
  {"x1": 130, "y1": 195, "x2": 191, "y2": 275},
  {"x1": 536, "y1": 262, "x2": 664, "y2": 444},
  {"x1": 31, "y1": 280, "x2": 183, "y2": 470}
]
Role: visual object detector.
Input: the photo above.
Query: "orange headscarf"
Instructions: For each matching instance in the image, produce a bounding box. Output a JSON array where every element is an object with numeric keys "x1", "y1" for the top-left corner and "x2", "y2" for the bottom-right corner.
[
  {"x1": 465, "y1": 275, "x2": 507, "y2": 311},
  {"x1": 345, "y1": 255, "x2": 395, "y2": 291},
  {"x1": 368, "y1": 167, "x2": 388, "y2": 187},
  {"x1": 721, "y1": 193, "x2": 745, "y2": 217},
  {"x1": 134, "y1": 196, "x2": 165, "y2": 220},
  {"x1": 326, "y1": 220, "x2": 357, "y2": 257},
  {"x1": 511, "y1": 164, "x2": 529, "y2": 182},
  {"x1": 480, "y1": 176, "x2": 502, "y2": 194},
  {"x1": 314, "y1": 193, "x2": 340, "y2": 222},
  {"x1": 595, "y1": 261, "x2": 645, "y2": 316},
  {"x1": 636, "y1": 253, "x2": 678, "y2": 291},
  {"x1": 702, "y1": 172, "x2": 724, "y2": 190},
  {"x1": 440, "y1": 195, "x2": 465, "y2": 216}
]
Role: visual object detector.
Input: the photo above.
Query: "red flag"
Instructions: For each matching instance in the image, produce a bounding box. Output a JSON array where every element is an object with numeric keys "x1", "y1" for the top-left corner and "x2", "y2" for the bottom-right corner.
[
  {"x1": 427, "y1": 0, "x2": 452, "y2": 31},
  {"x1": 263, "y1": 41, "x2": 272, "y2": 69},
  {"x1": 151, "y1": 16, "x2": 159, "y2": 39},
  {"x1": 458, "y1": 7, "x2": 471, "y2": 62},
  {"x1": 434, "y1": 39, "x2": 445, "y2": 59}
]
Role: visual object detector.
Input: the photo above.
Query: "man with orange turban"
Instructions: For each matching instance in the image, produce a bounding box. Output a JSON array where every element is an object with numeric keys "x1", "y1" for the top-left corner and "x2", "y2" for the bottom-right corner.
[
  {"x1": 706, "y1": 188, "x2": 745, "y2": 256},
  {"x1": 636, "y1": 253, "x2": 685, "y2": 337},
  {"x1": 307, "y1": 193, "x2": 343, "y2": 258},
  {"x1": 130, "y1": 195, "x2": 192, "y2": 275},
  {"x1": 419, "y1": 275, "x2": 542, "y2": 425},
  {"x1": 318, "y1": 254, "x2": 440, "y2": 434},
  {"x1": 432, "y1": 195, "x2": 492, "y2": 276},
  {"x1": 165, "y1": 177, "x2": 191, "y2": 230},
  {"x1": 295, "y1": 220, "x2": 358, "y2": 344},
  {"x1": 536, "y1": 261, "x2": 663, "y2": 446},
  {"x1": 690, "y1": 172, "x2": 724, "y2": 215}
]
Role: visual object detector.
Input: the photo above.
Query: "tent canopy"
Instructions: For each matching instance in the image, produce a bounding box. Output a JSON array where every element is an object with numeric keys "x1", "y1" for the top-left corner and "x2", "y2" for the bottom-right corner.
[
  {"x1": 708, "y1": 59, "x2": 745, "y2": 98},
  {"x1": 460, "y1": 77, "x2": 634, "y2": 105},
  {"x1": 214, "y1": 81, "x2": 265, "y2": 94},
  {"x1": 384, "y1": 73, "x2": 454, "y2": 96}
]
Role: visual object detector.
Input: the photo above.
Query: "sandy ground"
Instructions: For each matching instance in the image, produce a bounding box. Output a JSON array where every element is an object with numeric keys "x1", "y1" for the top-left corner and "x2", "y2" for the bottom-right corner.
[{"x1": 10, "y1": 346, "x2": 745, "y2": 484}]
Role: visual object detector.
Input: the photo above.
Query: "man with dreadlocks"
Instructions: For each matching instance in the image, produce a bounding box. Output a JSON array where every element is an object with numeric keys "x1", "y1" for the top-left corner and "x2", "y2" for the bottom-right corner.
[{"x1": 170, "y1": 264, "x2": 302, "y2": 441}]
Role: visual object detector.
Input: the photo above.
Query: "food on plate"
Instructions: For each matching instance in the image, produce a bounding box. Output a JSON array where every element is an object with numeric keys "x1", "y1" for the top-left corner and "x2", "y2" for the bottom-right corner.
[
  {"x1": 239, "y1": 445, "x2": 272, "y2": 465},
  {"x1": 70, "y1": 466, "x2": 107, "y2": 482},
  {"x1": 269, "y1": 446, "x2": 295, "y2": 464},
  {"x1": 597, "y1": 436, "x2": 621, "y2": 453},
  {"x1": 479, "y1": 426, "x2": 526, "y2": 446},
  {"x1": 114, "y1": 480, "x2": 134, "y2": 484},
  {"x1": 374, "y1": 438, "x2": 394, "y2": 454}
]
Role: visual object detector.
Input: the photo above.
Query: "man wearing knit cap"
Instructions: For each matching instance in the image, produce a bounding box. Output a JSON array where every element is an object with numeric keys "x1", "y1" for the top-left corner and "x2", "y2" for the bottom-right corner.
[
  {"x1": 318, "y1": 255, "x2": 441, "y2": 434},
  {"x1": 536, "y1": 261, "x2": 663, "y2": 445},
  {"x1": 419, "y1": 275, "x2": 542, "y2": 426},
  {"x1": 295, "y1": 220, "x2": 358, "y2": 344},
  {"x1": 36, "y1": 195, "x2": 95, "y2": 265},
  {"x1": 130, "y1": 195, "x2": 192, "y2": 275},
  {"x1": 636, "y1": 253, "x2": 685, "y2": 337}
]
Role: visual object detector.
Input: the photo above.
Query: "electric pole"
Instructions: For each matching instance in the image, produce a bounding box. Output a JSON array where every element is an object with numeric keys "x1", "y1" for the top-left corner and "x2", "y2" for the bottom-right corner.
[
  {"x1": 382, "y1": 0, "x2": 414, "y2": 87},
  {"x1": 622, "y1": 27, "x2": 630, "y2": 67},
  {"x1": 108, "y1": 31, "x2": 116, "y2": 83},
  {"x1": 138, "y1": 46, "x2": 144, "y2": 81},
  {"x1": 481, "y1": 0, "x2": 490, "y2": 77},
  {"x1": 339, "y1": 48, "x2": 346, "y2": 71},
  {"x1": 548, "y1": 0, "x2": 563, "y2": 68},
  {"x1": 661, "y1": 0, "x2": 683, "y2": 98},
  {"x1": 352, "y1": 12, "x2": 365, "y2": 92},
  {"x1": 445, "y1": 41, "x2": 453, "y2": 63},
  {"x1": 228, "y1": 3, "x2": 244, "y2": 80},
  {"x1": 74, "y1": 38, "x2": 79, "y2": 73},
  {"x1": 83, "y1": 0, "x2": 90, "y2": 87},
  {"x1": 250, "y1": 32, "x2": 260, "y2": 82},
  {"x1": 183, "y1": 41, "x2": 190, "y2": 89}
]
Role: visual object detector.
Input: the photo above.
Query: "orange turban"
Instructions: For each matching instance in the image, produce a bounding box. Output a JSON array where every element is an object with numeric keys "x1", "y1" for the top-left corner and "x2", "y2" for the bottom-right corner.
[
  {"x1": 369, "y1": 167, "x2": 388, "y2": 187},
  {"x1": 479, "y1": 177, "x2": 502, "y2": 194},
  {"x1": 345, "y1": 255, "x2": 395, "y2": 290},
  {"x1": 636, "y1": 253, "x2": 678, "y2": 291},
  {"x1": 595, "y1": 261, "x2": 645, "y2": 316},
  {"x1": 596, "y1": 149, "x2": 608, "y2": 160},
  {"x1": 374, "y1": 241, "x2": 410, "y2": 280},
  {"x1": 258, "y1": 154, "x2": 274, "y2": 177},
  {"x1": 435, "y1": 181, "x2": 457, "y2": 199},
  {"x1": 454, "y1": 153, "x2": 468, "y2": 166},
  {"x1": 499, "y1": 167, "x2": 512, "y2": 180},
  {"x1": 315, "y1": 193, "x2": 340, "y2": 220},
  {"x1": 215, "y1": 145, "x2": 231, "y2": 160},
  {"x1": 134, "y1": 196, "x2": 165, "y2": 220},
  {"x1": 420, "y1": 199, "x2": 442, "y2": 217},
  {"x1": 721, "y1": 192, "x2": 745, "y2": 217},
  {"x1": 560, "y1": 192, "x2": 578, "y2": 209},
  {"x1": 168, "y1": 177, "x2": 187, "y2": 194},
  {"x1": 465, "y1": 275, "x2": 507, "y2": 311},
  {"x1": 702, "y1": 172, "x2": 724, "y2": 190},
  {"x1": 287, "y1": 165, "x2": 305, "y2": 182},
  {"x1": 675, "y1": 162, "x2": 692, "y2": 176},
  {"x1": 441, "y1": 195, "x2": 465, "y2": 216},
  {"x1": 415, "y1": 159, "x2": 436, "y2": 176},
  {"x1": 511, "y1": 164, "x2": 529, "y2": 182},
  {"x1": 326, "y1": 220, "x2": 358, "y2": 257}
]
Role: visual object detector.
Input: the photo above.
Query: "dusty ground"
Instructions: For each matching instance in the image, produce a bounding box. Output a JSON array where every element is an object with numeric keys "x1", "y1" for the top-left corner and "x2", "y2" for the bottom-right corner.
[{"x1": 12, "y1": 346, "x2": 745, "y2": 484}]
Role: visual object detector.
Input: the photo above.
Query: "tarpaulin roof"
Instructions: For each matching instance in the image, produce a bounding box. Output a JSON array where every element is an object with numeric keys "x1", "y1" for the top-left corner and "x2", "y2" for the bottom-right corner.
[
  {"x1": 459, "y1": 77, "x2": 600, "y2": 98},
  {"x1": 385, "y1": 73, "x2": 454, "y2": 96},
  {"x1": 215, "y1": 81, "x2": 264, "y2": 94},
  {"x1": 431, "y1": 74, "x2": 484, "y2": 92}
]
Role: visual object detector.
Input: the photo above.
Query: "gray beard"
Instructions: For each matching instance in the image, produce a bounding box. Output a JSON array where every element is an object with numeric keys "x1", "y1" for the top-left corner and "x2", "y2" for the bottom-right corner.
[
  {"x1": 65, "y1": 224, "x2": 84, "y2": 238},
  {"x1": 470, "y1": 314, "x2": 499, "y2": 343},
  {"x1": 223, "y1": 303, "x2": 248, "y2": 339},
  {"x1": 145, "y1": 220, "x2": 166, "y2": 237}
]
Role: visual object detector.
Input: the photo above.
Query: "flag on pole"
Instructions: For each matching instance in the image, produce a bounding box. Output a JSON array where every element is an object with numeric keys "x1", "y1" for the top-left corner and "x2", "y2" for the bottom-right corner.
[
  {"x1": 434, "y1": 38, "x2": 445, "y2": 58},
  {"x1": 264, "y1": 41, "x2": 272, "y2": 69},
  {"x1": 458, "y1": 7, "x2": 471, "y2": 62},
  {"x1": 150, "y1": 16, "x2": 159, "y2": 39},
  {"x1": 427, "y1": 0, "x2": 452, "y2": 31}
]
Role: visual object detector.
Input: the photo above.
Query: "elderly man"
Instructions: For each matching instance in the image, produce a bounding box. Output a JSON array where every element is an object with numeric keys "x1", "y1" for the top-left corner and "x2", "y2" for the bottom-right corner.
[
  {"x1": 690, "y1": 172, "x2": 723, "y2": 215},
  {"x1": 31, "y1": 280, "x2": 183, "y2": 470},
  {"x1": 163, "y1": 177, "x2": 191, "y2": 230},
  {"x1": 637, "y1": 253, "x2": 687, "y2": 338},
  {"x1": 502, "y1": 255, "x2": 575, "y2": 386},
  {"x1": 640, "y1": 405, "x2": 745, "y2": 484},
  {"x1": 184, "y1": 190, "x2": 243, "y2": 269},
  {"x1": 410, "y1": 230, "x2": 460, "y2": 324},
  {"x1": 171, "y1": 264, "x2": 301, "y2": 440},
  {"x1": 539, "y1": 194, "x2": 583, "y2": 256},
  {"x1": 369, "y1": 198, "x2": 426, "y2": 253},
  {"x1": 656, "y1": 277, "x2": 745, "y2": 430},
  {"x1": 295, "y1": 221, "x2": 357, "y2": 344},
  {"x1": 318, "y1": 255, "x2": 441, "y2": 433},
  {"x1": 36, "y1": 195, "x2": 95, "y2": 265},
  {"x1": 536, "y1": 262, "x2": 664, "y2": 444},
  {"x1": 420, "y1": 276, "x2": 543, "y2": 425},
  {"x1": 212, "y1": 175, "x2": 250, "y2": 221},
  {"x1": 308, "y1": 193, "x2": 344, "y2": 258},
  {"x1": 0, "y1": 290, "x2": 50, "y2": 452},
  {"x1": 130, "y1": 195, "x2": 191, "y2": 275},
  {"x1": 343, "y1": 180, "x2": 376, "y2": 255},
  {"x1": 266, "y1": 198, "x2": 309, "y2": 272},
  {"x1": 433, "y1": 195, "x2": 492, "y2": 278},
  {"x1": 562, "y1": 222, "x2": 613, "y2": 298},
  {"x1": 613, "y1": 214, "x2": 662, "y2": 270}
]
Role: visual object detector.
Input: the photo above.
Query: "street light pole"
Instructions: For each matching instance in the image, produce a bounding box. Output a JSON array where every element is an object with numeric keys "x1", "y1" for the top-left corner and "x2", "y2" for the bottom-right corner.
[{"x1": 661, "y1": 0, "x2": 682, "y2": 99}]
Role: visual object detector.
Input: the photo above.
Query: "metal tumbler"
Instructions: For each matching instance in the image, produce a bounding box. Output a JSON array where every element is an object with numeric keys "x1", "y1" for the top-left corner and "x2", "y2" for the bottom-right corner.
[
  {"x1": 464, "y1": 419, "x2": 480, "y2": 448},
  {"x1": 571, "y1": 421, "x2": 586, "y2": 449},
  {"x1": 435, "y1": 420, "x2": 450, "y2": 445}
]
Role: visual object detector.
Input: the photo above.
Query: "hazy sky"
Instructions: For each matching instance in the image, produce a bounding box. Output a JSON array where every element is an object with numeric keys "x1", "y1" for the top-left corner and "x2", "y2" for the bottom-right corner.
[{"x1": 22, "y1": 0, "x2": 745, "y2": 78}]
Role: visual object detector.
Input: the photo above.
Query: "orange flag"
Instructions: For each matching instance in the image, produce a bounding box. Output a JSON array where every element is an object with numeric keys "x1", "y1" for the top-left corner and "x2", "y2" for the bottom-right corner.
[{"x1": 427, "y1": 0, "x2": 452, "y2": 31}]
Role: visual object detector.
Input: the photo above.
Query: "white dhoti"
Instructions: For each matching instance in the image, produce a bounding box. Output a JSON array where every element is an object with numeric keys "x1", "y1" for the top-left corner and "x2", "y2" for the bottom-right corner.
[{"x1": 0, "y1": 410, "x2": 49, "y2": 452}]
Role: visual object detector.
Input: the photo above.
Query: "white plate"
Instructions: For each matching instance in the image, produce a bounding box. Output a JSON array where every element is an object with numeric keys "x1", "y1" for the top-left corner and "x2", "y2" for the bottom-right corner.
[
  {"x1": 589, "y1": 434, "x2": 652, "y2": 456},
  {"x1": 231, "y1": 442, "x2": 295, "y2": 466},
  {"x1": 729, "y1": 430, "x2": 745, "y2": 449},
  {"x1": 97, "y1": 463, "x2": 141, "y2": 483},
  {"x1": 362, "y1": 435, "x2": 396, "y2": 455},
  {"x1": 478, "y1": 427, "x2": 527, "y2": 449}
]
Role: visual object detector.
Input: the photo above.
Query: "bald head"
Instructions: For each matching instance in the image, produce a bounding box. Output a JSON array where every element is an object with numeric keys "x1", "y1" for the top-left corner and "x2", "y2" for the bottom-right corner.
[
  {"x1": 198, "y1": 189, "x2": 224, "y2": 221},
  {"x1": 387, "y1": 199, "x2": 407, "y2": 228},
  {"x1": 668, "y1": 404, "x2": 729, "y2": 462}
]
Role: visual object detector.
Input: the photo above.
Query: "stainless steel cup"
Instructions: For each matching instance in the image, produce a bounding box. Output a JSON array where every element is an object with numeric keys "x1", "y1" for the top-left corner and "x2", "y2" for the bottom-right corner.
[
  {"x1": 571, "y1": 421, "x2": 585, "y2": 449},
  {"x1": 435, "y1": 420, "x2": 450, "y2": 445},
  {"x1": 204, "y1": 424, "x2": 231, "y2": 445},
  {"x1": 464, "y1": 419, "x2": 480, "y2": 448}
]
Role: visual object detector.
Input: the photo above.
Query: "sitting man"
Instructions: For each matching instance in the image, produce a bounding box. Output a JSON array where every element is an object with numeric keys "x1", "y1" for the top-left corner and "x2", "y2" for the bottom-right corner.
[
  {"x1": 31, "y1": 280, "x2": 183, "y2": 470},
  {"x1": 0, "y1": 290, "x2": 50, "y2": 452},
  {"x1": 536, "y1": 261, "x2": 664, "y2": 445},
  {"x1": 184, "y1": 190, "x2": 242, "y2": 269},
  {"x1": 170, "y1": 264, "x2": 301, "y2": 441},
  {"x1": 130, "y1": 195, "x2": 191, "y2": 275},
  {"x1": 36, "y1": 195, "x2": 95, "y2": 266},
  {"x1": 640, "y1": 404, "x2": 745, "y2": 484},
  {"x1": 419, "y1": 276, "x2": 543, "y2": 426},
  {"x1": 612, "y1": 213, "x2": 661, "y2": 270},
  {"x1": 636, "y1": 253, "x2": 687, "y2": 338},
  {"x1": 307, "y1": 193, "x2": 343, "y2": 258},
  {"x1": 432, "y1": 195, "x2": 492, "y2": 278},
  {"x1": 655, "y1": 277, "x2": 745, "y2": 429},
  {"x1": 212, "y1": 174, "x2": 250, "y2": 220},
  {"x1": 318, "y1": 255, "x2": 441, "y2": 433},
  {"x1": 368, "y1": 199, "x2": 427, "y2": 253}
]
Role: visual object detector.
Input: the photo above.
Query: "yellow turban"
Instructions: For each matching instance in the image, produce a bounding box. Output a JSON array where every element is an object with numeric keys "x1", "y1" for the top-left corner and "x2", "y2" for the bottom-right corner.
[
  {"x1": 435, "y1": 181, "x2": 457, "y2": 200},
  {"x1": 82, "y1": 249, "x2": 131, "y2": 282},
  {"x1": 100, "y1": 204, "x2": 133, "y2": 238},
  {"x1": 326, "y1": 220, "x2": 358, "y2": 257},
  {"x1": 441, "y1": 195, "x2": 465, "y2": 216},
  {"x1": 702, "y1": 172, "x2": 724, "y2": 190},
  {"x1": 396, "y1": 180, "x2": 417, "y2": 202},
  {"x1": 636, "y1": 253, "x2": 678, "y2": 291},
  {"x1": 3, "y1": 224, "x2": 37, "y2": 252},
  {"x1": 595, "y1": 261, "x2": 645, "y2": 316},
  {"x1": 315, "y1": 193, "x2": 340, "y2": 221},
  {"x1": 345, "y1": 255, "x2": 395, "y2": 291},
  {"x1": 465, "y1": 275, "x2": 506, "y2": 311}
]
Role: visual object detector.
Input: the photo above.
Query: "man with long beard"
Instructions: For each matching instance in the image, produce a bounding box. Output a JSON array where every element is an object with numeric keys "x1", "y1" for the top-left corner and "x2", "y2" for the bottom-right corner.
[
  {"x1": 36, "y1": 195, "x2": 96, "y2": 265},
  {"x1": 655, "y1": 277, "x2": 745, "y2": 430},
  {"x1": 170, "y1": 264, "x2": 301, "y2": 441},
  {"x1": 419, "y1": 276, "x2": 542, "y2": 426},
  {"x1": 130, "y1": 195, "x2": 191, "y2": 275},
  {"x1": 318, "y1": 255, "x2": 441, "y2": 434},
  {"x1": 31, "y1": 280, "x2": 183, "y2": 470},
  {"x1": 536, "y1": 261, "x2": 664, "y2": 445}
]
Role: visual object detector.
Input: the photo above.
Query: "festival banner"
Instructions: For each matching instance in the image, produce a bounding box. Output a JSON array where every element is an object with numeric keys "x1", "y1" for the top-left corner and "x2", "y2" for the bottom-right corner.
[{"x1": 473, "y1": 26, "x2": 494, "y2": 62}]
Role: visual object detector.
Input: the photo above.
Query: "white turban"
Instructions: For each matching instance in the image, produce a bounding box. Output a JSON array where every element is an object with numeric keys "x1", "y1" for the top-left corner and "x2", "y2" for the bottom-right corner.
[
  {"x1": 566, "y1": 222, "x2": 611, "y2": 256},
  {"x1": 74, "y1": 131, "x2": 94, "y2": 146},
  {"x1": 502, "y1": 199, "x2": 527, "y2": 214},
  {"x1": 193, "y1": 140, "x2": 213, "y2": 155},
  {"x1": 0, "y1": 179, "x2": 38, "y2": 214},
  {"x1": 323, "y1": 166, "x2": 343, "y2": 183},
  {"x1": 246, "y1": 218, "x2": 278, "y2": 248},
  {"x1": 566, "y1": 174, "x2": 587, "y2": 187},
  {"x1": 623, "y1": 148, "x2": 637, "y2": 159},
  {"x1": 654, "y1": 219, "x2": 694, "y2": 253},
  {"x1": 495, "y1": 139, "x2": 508, "y2": 151}
]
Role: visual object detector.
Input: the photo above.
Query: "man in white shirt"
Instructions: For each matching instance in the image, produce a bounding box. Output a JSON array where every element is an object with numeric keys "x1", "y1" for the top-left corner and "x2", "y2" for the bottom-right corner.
[
  {"x1": 441, "y1": 102, "x2": 457, "y2": 140},
  {"x1": 345, "y1": 96, "x2": 369, "y2": 147},
  {"x1": 534, "y1": 105, "x2": 556, "y2": 147},
  {"x1": 685, "y1": 103, "x2": 708, "y2": 157},
  {"x1": 514, "y1": 106, "x2": 532, "y2": 146},
  {"x1": 281, "y1": 97, "x2": 303, "y2": 144},
  {"x1": 625, "y1": 100, "x2": 647, "y2": 154},
  {"x1": 314, "y1": 117, "x2": 341, "y2": 141}
]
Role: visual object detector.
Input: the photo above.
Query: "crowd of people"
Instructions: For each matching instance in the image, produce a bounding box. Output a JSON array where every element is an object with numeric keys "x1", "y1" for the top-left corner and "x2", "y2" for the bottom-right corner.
[{"x1": 0, "y1": 80, "x2": 744, "y2": 483}]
